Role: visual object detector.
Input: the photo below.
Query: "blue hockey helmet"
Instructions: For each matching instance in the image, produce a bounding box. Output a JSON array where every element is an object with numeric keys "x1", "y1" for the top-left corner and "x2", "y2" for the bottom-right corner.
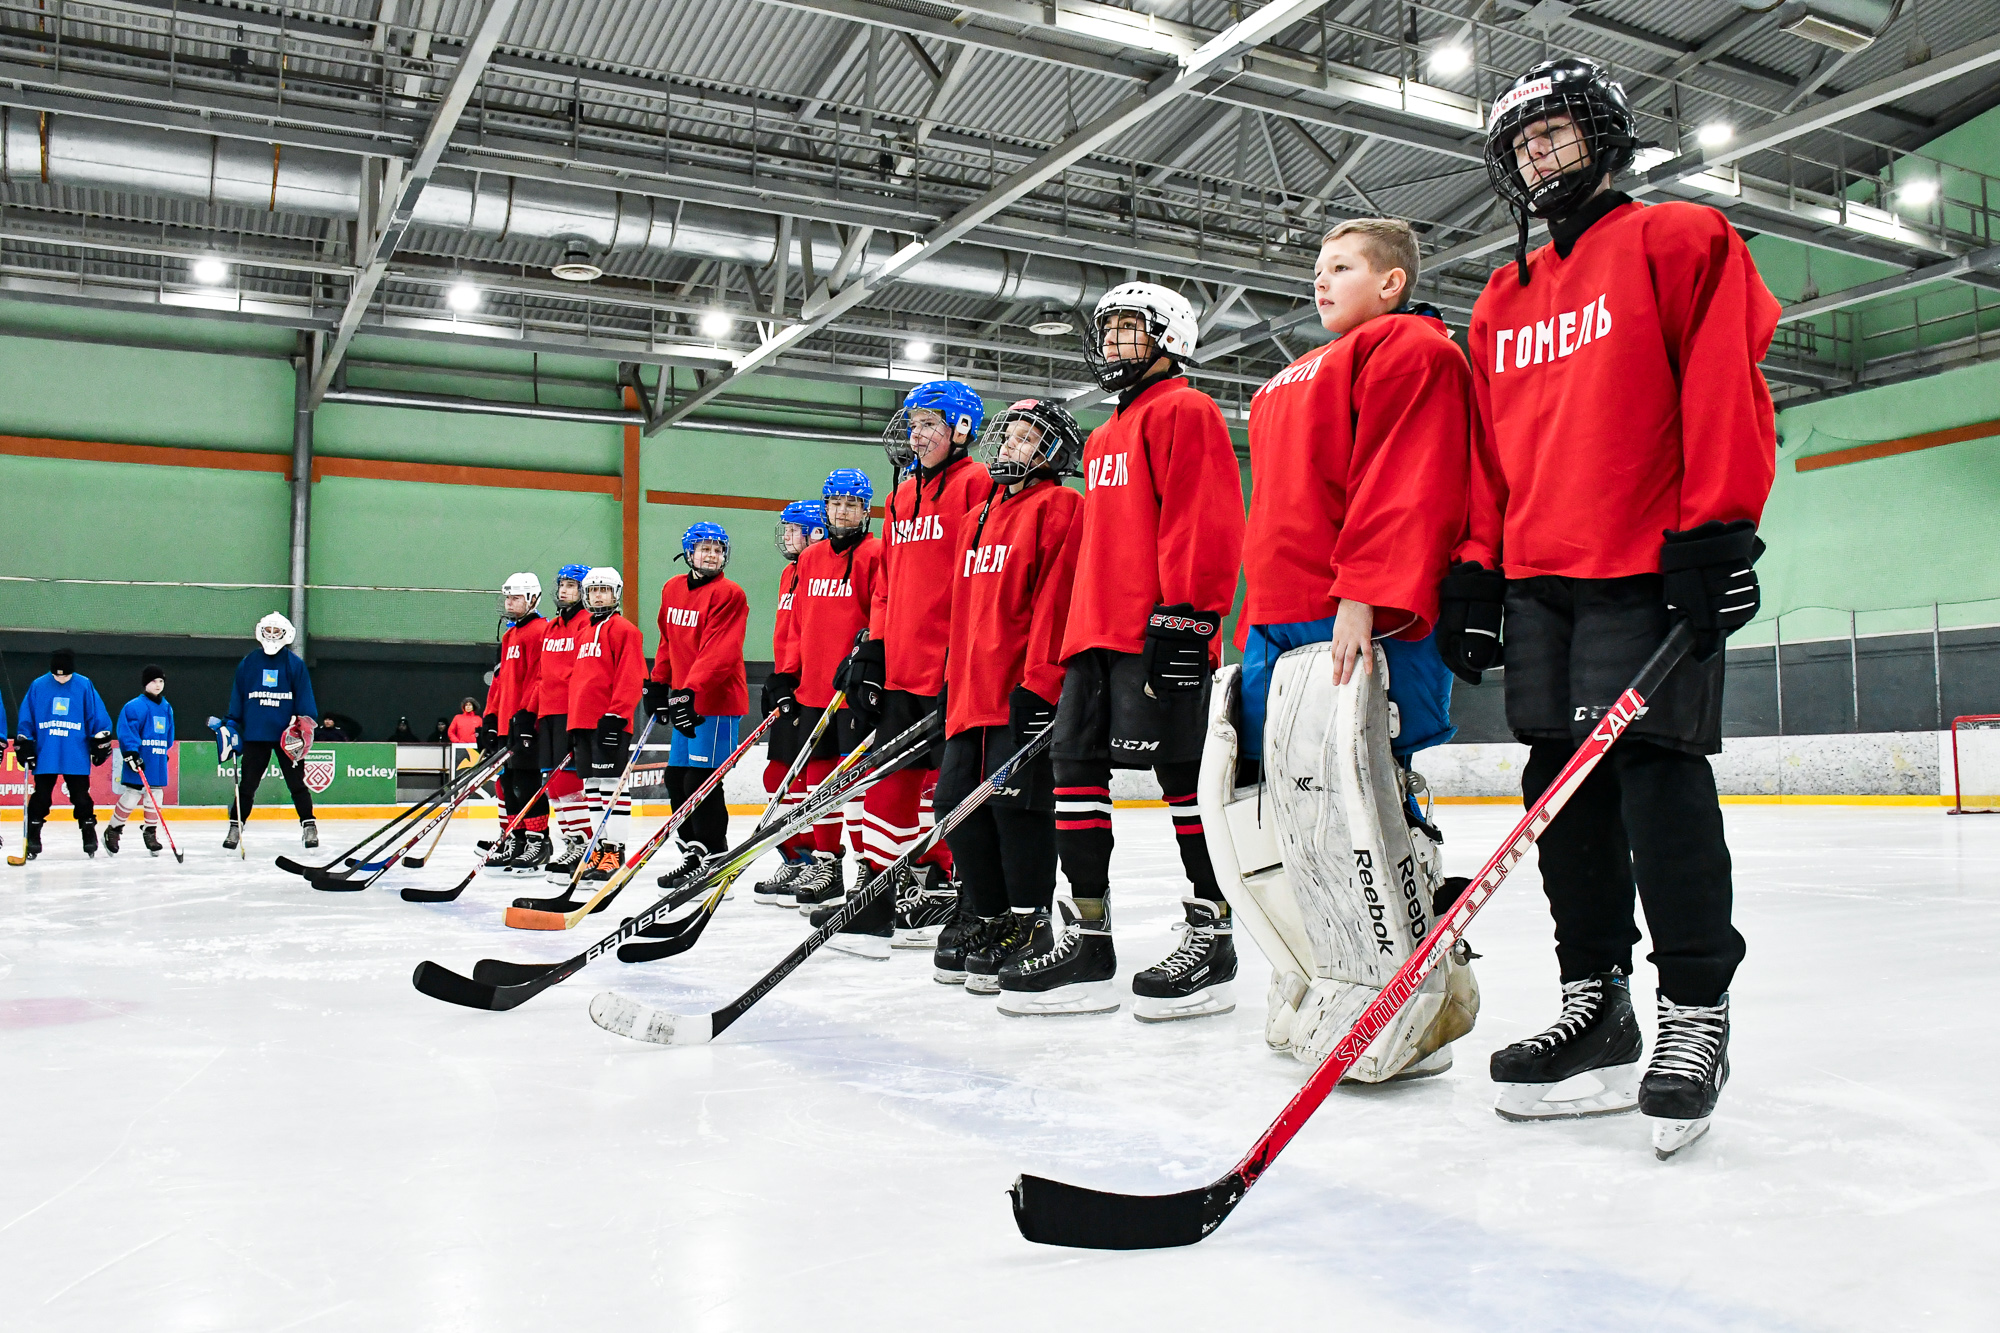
[
  {"x1": 884, "y1": 379, "x2": 985, "y2": 473},
  {"x1": 822, "y1": 468, "x2": 874, "y2": 537},
  {"x1": 775, "y1": 500, "x2": 827, "y2": 560},
  {"x1": 680, "y1": 521, "x2": 731, "y2": 568},
  {"x1": 555, "y1": 562, "x2": 591, "y2": 609}
]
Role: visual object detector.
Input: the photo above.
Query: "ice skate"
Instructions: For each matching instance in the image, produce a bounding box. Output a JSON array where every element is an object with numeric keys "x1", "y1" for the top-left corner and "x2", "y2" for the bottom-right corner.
[
  {"x1": 222, "y1": 821, "x2": 241, "y2": 852},
  {"x1": 1491, "y1": 970, "x2": 1643, "y2": 1121},
  {"x1": 996, "y1": 898, "x2": 1119, "y2": 1016},
  {"x1": 792, "y1": 852, "x2": 845, "y2": 915},
  {"x1": 964, "y1": 909, "x2": 1042, "y2": 995},
  {"x1": 23, "y1": 819, "x2": 43, "y2": 861},
  {"x1": 579, "y1": 841, "x2": 623, "y2": 885},
  {"x1": 931, "y1": 899, "x2": 986, "y2": 985},
  {"x1": 543, "y1": 837, "x2": 586, "y2": 883},
  {"x1": 826, "y1": 889, "x2": 893, "y2": 960},
  {"x1": 893, "y1": 863, "x2": 957, "y2": 949},
  {"x1": 1131, "y1": 897, "x2": 1237, "y2": 1022},
  {"x1": 79, "y1": 818, "x2": 98, "y2": 858},
  {"x1": 1643, "y1": 993, "x2": 1730, "y2": 1160},
  {"x1": 142, "y1": 825, "x2": 162, "y2": 856},
  {"x1": 504, "y1": 832, "x2": 554, "y2": 876},
  {"x1": 301, "y1": 819, "x2": 319, "y2": 850},
  {"x1": 753, "y1": 853, "x2": 808, "y2": 905},
  {"x1": 652, "y1": 841, "x2": 703, "y2": 890},
  {"x1": 103, "y1": 823, "x2": 124, "y2": 855}
]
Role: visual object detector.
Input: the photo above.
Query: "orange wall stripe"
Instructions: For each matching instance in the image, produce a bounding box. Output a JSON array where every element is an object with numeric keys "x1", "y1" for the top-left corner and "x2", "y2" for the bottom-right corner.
[
  {"x1": 646, "y1": 488, "x2": 886, "y2": 519},
  {"x1": 1794, "y1": 418, "x2": 2000, "y2": 472},
  {"x1": 0, "y1": 433, "x2": 290, "y2": 474}
]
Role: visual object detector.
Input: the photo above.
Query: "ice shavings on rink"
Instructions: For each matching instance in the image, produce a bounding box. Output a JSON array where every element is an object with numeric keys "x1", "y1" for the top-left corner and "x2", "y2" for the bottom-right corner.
[{"x1": 1, "y1": 806, "x2": 1996, "y2": 1331}]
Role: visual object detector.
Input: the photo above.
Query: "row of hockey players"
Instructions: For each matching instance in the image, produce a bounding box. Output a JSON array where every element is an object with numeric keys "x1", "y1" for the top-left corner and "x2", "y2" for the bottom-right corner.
[
  {"x1": 743, "y1": 54, "x2": 1774, "y2": 1162},
  {"x1": 7, "y1": 621, "x2": 326, "y2": 860}
]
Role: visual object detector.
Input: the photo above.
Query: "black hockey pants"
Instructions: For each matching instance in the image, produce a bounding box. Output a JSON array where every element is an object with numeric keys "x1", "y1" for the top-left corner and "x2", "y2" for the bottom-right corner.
[
  {"x1": 236, "y1": 741, "x2": 314, "y2": 821},
  {"x1": 1524, "y1": 736, "x2": 1745, "y2": 1008},
  {"x1": 27, "y1": 772, "x2": 94, "y2": 826}
]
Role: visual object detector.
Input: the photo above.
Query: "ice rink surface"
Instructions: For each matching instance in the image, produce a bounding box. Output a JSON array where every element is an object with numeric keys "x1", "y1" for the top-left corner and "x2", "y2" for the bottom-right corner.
[{"x1": 2, "y1": 803, "x2": 1996, "y2": 1332}]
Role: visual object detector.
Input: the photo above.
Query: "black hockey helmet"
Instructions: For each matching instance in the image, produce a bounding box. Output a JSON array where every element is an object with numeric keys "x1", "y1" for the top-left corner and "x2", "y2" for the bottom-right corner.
[
  {"x1": 976, "y1": 398, "x2": 1085, "y2": 485},
  {"x1": 1483, "y1": 58, "x2": 1640, "y2": 282}
]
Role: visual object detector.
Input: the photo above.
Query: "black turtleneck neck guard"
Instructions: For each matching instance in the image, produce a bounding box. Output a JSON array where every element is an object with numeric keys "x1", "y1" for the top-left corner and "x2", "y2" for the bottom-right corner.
[
  {"x1": 829, "y1": 526, "x2": 868, "y2": 554},
  {"x1": 1549, "y1": 189, "x2": 1632, "y2": 259},
  {"x1": 1117, "y1": 365, "x2": 1181, "y2": 413},
  {"x1": 687, "y1": 566, "x2": 720, "y2": 590}
]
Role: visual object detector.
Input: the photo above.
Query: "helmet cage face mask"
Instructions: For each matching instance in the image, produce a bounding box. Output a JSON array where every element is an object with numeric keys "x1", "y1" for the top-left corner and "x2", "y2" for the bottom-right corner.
[
  {"x1": 822, "y1": 493, "x2": 871, "y2": 538},
  {"x1": 975, "y1": 401, "x2": 1083, "y2": 485},
  {"x1": 498, "y1": 572, "x2": 542, "y2": 621},
  {"x1": 1083, "y1": 305, "x2": 1169, "y2": 393},
  {"x1": 1484, "y1": 63, "x2": 1638, "y2": 222},
  {"x1": 883, "y1": 406, "x2": 974, "y2": 474}
]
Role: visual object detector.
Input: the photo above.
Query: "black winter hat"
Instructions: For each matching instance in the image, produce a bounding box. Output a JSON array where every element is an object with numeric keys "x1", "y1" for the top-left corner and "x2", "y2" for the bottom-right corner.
[
  {"x1": 141, "y1": 664, "x2": 166, "y2": 686},
  {"x1": 50, "y1": 648, "x2": 76, "y2": 674}
]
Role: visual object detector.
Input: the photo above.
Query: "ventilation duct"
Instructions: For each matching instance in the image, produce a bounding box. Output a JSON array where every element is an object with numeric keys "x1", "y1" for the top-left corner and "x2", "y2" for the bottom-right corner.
[{"x1": 1738, "y1": 0, "x2": 1901, "y2": 53}]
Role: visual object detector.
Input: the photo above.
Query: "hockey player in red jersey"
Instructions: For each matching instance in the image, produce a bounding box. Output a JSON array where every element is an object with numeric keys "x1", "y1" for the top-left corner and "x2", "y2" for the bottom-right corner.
[
  {"x1": 563, "y1": 566, "x2": 645, "y2": 893},
  {"x1": 828, "y1": 379, "x2": 991, "y2": 955},
  {"x1": 1444, "y1": 58, "x2": 1778, "y2": 1159},
  {"x1": 533, "y1": 565, "x2": 594, "y2": 883},
  {"x1": 481, "y1": 573, "x2": 552, "y2": 876},
  {"x1": 644, "y1": 522, "x2": 749, "y2": 861},
  {"x1": 751, "y1": 500, "x2": 826, "y2": 904},
  {"x1": 1000, "y1": 281, "x2": 1246, "y2": 1017},
  {"x1": 925, "y1": 400, "x2": 1083, "y2": 981},
  {"x1": 779, "y1": 468, "x2": 883, "y2": 916}
]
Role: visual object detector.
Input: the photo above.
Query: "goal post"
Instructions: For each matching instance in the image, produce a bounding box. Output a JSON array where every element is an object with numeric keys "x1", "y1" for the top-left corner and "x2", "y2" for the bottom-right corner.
[{"x1": 1949, "y1": 715, "x2": 2000, "y2": 814}]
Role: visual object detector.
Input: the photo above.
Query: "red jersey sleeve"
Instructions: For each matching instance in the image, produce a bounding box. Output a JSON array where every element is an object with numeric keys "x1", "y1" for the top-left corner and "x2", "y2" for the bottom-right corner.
[
  {"x1": 1020, "y1": 486, "x2": 1083, "y2": 704},
  {"x1": 775, "y1": 564, "x2": 802, "y2": 675},
  {"x1": 1458, "y1": 363, "x2": 1507, "y2": 571},
  {"x1": 608, "y1": 616, "x2": 645, "y2": 722},
  {"x1": 1153, "y1": 392, "x2": 1246, "y2": 635},
  {"x1": 1331, "y1": 332, "x2": 1473, "y2": 637},
  {"x1": 1651, "y1": 206, "x2": 1780, "y2": 532},
  {"x1": 650, "y1": 583, "x2": 676, "y2": 686},
  {"x1": 483, "y1": 643, "x2": 507, "y2": 717}
]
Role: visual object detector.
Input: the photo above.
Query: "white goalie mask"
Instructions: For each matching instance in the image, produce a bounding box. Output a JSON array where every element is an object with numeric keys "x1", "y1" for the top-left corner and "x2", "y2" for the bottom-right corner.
[{"x1": 256, "y1": 612, "x2": 297, "y2": 656}]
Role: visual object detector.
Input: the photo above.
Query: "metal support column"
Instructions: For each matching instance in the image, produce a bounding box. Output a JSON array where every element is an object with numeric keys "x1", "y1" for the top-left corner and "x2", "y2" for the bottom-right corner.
[{"x1": 289, "y1": 335, "x2": 319, "y2": 650}]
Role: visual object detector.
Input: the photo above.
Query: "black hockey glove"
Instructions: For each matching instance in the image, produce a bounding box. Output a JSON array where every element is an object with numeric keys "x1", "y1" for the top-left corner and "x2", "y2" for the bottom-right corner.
[
  {"x1": 12, "y1": 735, "x2": 35, "y2": 770},
  {"x1": 89, "y1": 731, "x2": 114, "y2": 767},
  {"x1": 835, "y1": 636, "x2": 887, "y2": 718},
  {"x1": 509, "y1": 710, "x2": 538, "y2": 755},
  {"x1": 668, "y1": 688, "x2": 701, "y2": 738},
  {"x1": 595, "y1": 713, "x2": 628, "y2": 755},
  {"x1": 1660, "y1": 519, "x2": 1765, "y2": 662},
  {"x1": 1141, "y1": 603, "x2": 1220, "y2": 696},
  {"x1": 1435, "y1": 561, "x2": 1506, "y2": 686},
  {"x1": 644, "y1": 678, "x2": 674, "y2": 723},
  {"x1": 125, "y1": 751, "x2": 146, "y2": 775},
  {"x1": 478, "y1": 713, "x2": 501, "y2": 754},
  {"x1": 1008, "y1": 686, "x2": 1058, "y2": 741},
  {"x1": 761, "y1": 671, "x2": 799, "y2": 718}
]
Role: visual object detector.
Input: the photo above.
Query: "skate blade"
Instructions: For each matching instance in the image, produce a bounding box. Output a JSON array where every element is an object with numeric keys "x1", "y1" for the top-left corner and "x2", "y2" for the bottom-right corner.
[
  {"x1": 891, "y1": 928, "x2": 940, "y2": 949},
  {"x1": 826, "y1": 934, "x2": 891, "y2": 961},
  {"x1": 964, "y1": 975, "x2": 1000, "y2": 995},
  {"x1": 1132, "y1": 982, "x2": 1235, "y2": 1024},
  {"x1": 752, "y1": 891, "x2": 794, "y2": 905},
  {"x1": 1649, "y1": 1114, "x2": 1712, "y2": 1160},
  {"x1": 1494, "y1": 1063, "x2": 1641, "y2": 1122},
  {"x1": 932, "y1": 967, "x2": 967, "y2": 986},
  {"x1": 796, "y1": 899, "x2": 842, "y2": 917},
  {"x1": 996, "y1": 980, "x2": 1120, "y2": 1016}
]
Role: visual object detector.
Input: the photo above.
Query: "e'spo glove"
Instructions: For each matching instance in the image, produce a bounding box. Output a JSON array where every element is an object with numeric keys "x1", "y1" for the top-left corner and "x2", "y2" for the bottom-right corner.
[{"x1": 1141, "y1": 604, "x2": 1219, "y2": 697}]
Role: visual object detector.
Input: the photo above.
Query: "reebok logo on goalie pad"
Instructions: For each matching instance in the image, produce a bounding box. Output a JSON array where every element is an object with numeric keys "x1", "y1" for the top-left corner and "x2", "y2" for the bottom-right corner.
[{"x1": 1354, "y1": 850, "x2": 1396, "y2": 955}]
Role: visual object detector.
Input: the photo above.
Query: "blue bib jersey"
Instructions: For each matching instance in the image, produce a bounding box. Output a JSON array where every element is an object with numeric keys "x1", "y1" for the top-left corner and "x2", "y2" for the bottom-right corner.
[
  {"x1": 116, "y1": 694, "x2": 177, "y2": 789},
  {"x1": 1237, "y1": 619, "x2": 1457, "y2": 762},
  {"x1": 227, "y1": 650, "x2": 318, "y2": 742},
  {"x1": 17, "y1": 673, "x2": 113, "y2": 776}
]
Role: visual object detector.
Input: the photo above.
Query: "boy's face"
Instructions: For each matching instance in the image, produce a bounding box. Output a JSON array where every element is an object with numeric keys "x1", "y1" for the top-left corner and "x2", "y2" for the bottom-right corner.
[
  {"x1": 1000, "y1": 418, "x2": 1046, "y2": 470},
  {"x1": 907, "y1": 408, "x2": 958, "y2": 469},
  {"x1": 1512, "y1": 112, "x2": 1592, "y2": 193},
  {"x1": 145, "y1": 678, "x2": 166, "y2": 698},
  {"x1": 586, "y1": 584, "x2": 618, "y2": 609},
  {"x1": 825, "y1": 494, "x2": 869, "y2": 529},
  {"x1": 557, "y1": 577, "x2": 582, "y2": 606},
  {"x1": 1314, "y1": 235, "x2": 1405, "y2": 337},
  {"x1": 1099, "y1": 310, "x2": 1155, "y2": 366},
  {"x1": 502, "y1": 592, "x2": 532, "y2": 618},
  {"x1": 689, "y1": 540, "x2": 727, "y2": 573},
  {"x1": 780, "y1": 523, "x2": 813, "y2": 557}
]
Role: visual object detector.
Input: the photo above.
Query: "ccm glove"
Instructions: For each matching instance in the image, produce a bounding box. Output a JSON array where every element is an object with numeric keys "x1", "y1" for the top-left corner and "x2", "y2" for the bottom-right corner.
[
  {"x1": 279, "y1": 715, "x2": 315, "y2": 763},
  {"x1": 761, "y1": 671, "x2": 799, "y2": 718},
  {"x1": 1660, "y1": 519, "x2": 1765, "y2": 662},
  {"x1": 478, "y1": 713, "x2": 502, "y2": 754},
  {"x1": 644, "y1": 679, "x2": 674, "y2": 723},
  {"x1": 11, "y1": 734, "x2": 35, "y2": 770},
  {"x1": 1008, "y1": 686, "x2": 1058, "y2": 741},
  {"x1": 668, "y1": 688, "x2": 701, "y2": 738},
  {"x1": 509, "y1": 710, "x2": 538, "y2": 754},
  {"x1": 89, "y1": 731, "x2": 115, "y2": 767},
  {"x1": 1141, "y1": 604, "x2": 1220, "y2": 696},
  {"x1": 835, "y1": 636, "x2": 887, "y2": 717},
  {"x1": 1435, "y1": 561, "x2": 1507, "y2": 686}
]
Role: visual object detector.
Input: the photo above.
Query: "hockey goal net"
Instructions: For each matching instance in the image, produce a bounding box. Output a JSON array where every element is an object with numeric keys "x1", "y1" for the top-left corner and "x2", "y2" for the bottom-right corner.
[{"x1": 1950, "y1": 715, "x2": 2000, "y2": 814}]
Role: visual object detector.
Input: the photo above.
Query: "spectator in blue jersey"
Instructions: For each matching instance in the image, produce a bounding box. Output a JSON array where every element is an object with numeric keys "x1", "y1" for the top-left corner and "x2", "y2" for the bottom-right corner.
[
  {"x1": 225, "y1": 612, "x2": 320, "y2": 852},
  {"x1": 13, "y1": 647, "x2": 113, "y2": 860},
  {"x1": 106, "y1": 664, "x2": 174, "y2": 856}
]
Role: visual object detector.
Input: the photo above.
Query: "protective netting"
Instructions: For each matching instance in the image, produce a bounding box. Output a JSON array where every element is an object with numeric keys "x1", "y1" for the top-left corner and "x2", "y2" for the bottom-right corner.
[
  {"x1": 0, "y1": 577, "x2": 501, "y2": 644},
  {"x1": 1950, "y1": 716, "x2": 2000, "y2": 814}
]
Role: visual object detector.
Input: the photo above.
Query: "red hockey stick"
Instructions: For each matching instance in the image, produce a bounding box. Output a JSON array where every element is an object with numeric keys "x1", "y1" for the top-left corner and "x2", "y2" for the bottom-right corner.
[{"x1": 1010, "y1": 623, "x2": 1694, "y2": 1249}]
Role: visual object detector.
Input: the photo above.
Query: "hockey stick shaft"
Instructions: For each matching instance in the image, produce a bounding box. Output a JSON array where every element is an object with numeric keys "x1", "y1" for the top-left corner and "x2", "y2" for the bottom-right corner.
[
  {"x1": 400, "y1": 756, "x2": 573, "y2": 903},
  {"x1": 751, "y1": 693, "x2": 846, "y2": 840},
  {"x1": 6, "y1": 742, "x2": 23, "y2": 866},
  {"x1": 1011, "y1": 623, "x2": 1695, "y2": 1249},
  {"x1": 338, "y1": 750, "x2": 508, "y2": 876},
  {"x1": 281, "y1": 749, "x2": 499, "y2": 876},
  {"x1": 137, "y1": 773, "x2": 182, "y2": 862},
  {"x1": 562, "y1": 714, "x2": 662, "y2": 888}
]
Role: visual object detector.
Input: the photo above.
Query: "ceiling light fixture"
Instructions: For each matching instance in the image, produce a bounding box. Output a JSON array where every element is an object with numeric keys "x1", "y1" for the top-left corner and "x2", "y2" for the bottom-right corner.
[
  {"x1": 1028, "y1": 309, "x2": 1075, "y2": 336},
  {"x1": 1428, "y1": 44, "x2": 1471, "y2": 76},
  {"x1": 551, "y1": 238, "x2": 603, "y2": 283},
  {"x1": 1696, "y1": 122, "x2": 1734, "y2": 149},
  {"x1": 699, "y1": 311, "x2": 733, "y2": 339},
  {"x1": 903, "y1": 338, "x2": 934, "y2": 362},
  {"x1": 1897, "y1": 178, "x2": 1939, "y2": 207},
  {"x1": 446, "y1": 281, "x2": 480, "y2": 313},
  {"x1": 191, "y1": 256, "x2": 228, "y2": 285}
]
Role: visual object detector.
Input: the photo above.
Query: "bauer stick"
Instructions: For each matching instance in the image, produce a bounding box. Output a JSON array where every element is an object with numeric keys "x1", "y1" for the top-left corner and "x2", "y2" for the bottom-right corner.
[
  {"x1": 593, "y1": 718, "x2": 1050, "y2": 1045},
  {"x1": 136, "y1": 771, "x2": 183, "y2": 864},
  {"x1": 751, "y1": 692, "x2": 847, "y2": 839},
  {"x1": 503, "y1": 709, "x2": 780, "y2": 930},
  {"x1": 1007, "y1": 623, "x2": 1695, "y2": 1250},
  {"x1": 401, "y1": 756, "x2": 573, "y2": 904},
  {"x1": 347, "y1": 749, "x2": 507, "y2": 870},
  {"x1": 410, "y1": 710, "x2": 937, "y2": 1012}
]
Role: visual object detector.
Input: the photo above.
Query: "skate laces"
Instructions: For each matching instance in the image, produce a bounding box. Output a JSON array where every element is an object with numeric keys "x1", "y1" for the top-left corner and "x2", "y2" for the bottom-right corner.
[
  {"x1": 1521, "y1": 977, "x2": 1608, "y2": 1053},
  {"x1": 1150, "y1": 916, "x2": 1214, "y2": 978},
  {"x1": 1013, "y1": 908, "x2": 1078, "y2": 975},
  {"x1": 1650, "y1": 998, "x2": 1727, "y2": 1081}
]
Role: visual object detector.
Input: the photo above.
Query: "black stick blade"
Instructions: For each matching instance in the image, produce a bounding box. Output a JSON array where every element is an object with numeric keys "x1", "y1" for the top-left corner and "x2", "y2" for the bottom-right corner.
[
  {"x1": 312, "y1": 875, "x2": 366, "y2": 893},
  {"x1": 274, "y1": 855, "x2": 327, "y2": 878},
  {"x1": 400, "y1": 873, "x2": 472, "y2": 903},
  {"x1": 1009, "y1": 1173, "x2": 1246, "y2": 1250},
  {"x1": 412, "y1": 960, "x2": 503, "y2": 1010},
  {"x1": 615, "y1": 910, "x2": 715, "y2": 965},
  {"x1": 472, "y1": 958, "x2": 560, "y2": 986},
  {"x1": 401, "y1": 855, "x2": 427, "y2": 869}
]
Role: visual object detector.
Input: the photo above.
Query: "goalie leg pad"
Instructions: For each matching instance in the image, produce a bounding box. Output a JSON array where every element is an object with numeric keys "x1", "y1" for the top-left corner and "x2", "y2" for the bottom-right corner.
[{"x1": 1263, "y1": 643, "x2": 1479, "y2": 1081}]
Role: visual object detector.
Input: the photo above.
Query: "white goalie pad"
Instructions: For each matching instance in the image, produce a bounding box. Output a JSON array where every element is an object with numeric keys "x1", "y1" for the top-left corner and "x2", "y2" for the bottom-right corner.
[{"x1": 1259, "y1": 643, "x2": 1477, "y2": 1082}]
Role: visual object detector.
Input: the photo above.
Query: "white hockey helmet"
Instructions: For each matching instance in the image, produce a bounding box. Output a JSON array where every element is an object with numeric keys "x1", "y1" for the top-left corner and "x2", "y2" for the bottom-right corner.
[
  {"x1": 500, "y1": 571, "x2": 542, "y2": 620},
  {"x1": 255, "y1": 611, "x2": 296, "y2": 655},
  {"x1": 1086, "y1": 281, "x2": 1199, "y2": 392},
  {"x1": 582, "y1": 565, "x2": 624, "y2": 603}
]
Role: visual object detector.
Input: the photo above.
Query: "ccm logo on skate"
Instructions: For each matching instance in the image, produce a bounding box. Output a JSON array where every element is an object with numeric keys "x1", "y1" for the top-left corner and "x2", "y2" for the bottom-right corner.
[
  {"x1": 1293, "y1": 776, "x2": 1320, "y2": 792},
  {"x1": 1492, "y1": 295, "x2": 1611, "y2": 374},
  {"x1": 663, "y1": 606, "x2": 700, "y2": 628},
  {"x1": 1085, "y1": 452, "x2": 1130, "y2": 490}
]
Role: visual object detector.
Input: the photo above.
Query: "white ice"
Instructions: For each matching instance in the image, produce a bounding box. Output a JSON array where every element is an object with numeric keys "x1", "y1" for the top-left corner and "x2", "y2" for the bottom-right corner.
[{"x1": 2, "y1": 805, "x2": 1996, "y2": 1332}]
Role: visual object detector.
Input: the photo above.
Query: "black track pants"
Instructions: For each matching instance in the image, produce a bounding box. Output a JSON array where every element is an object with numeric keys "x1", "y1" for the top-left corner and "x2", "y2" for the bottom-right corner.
[
  {"x1": 237, "y1": 740, "x2": 314, "y2": 821},
  {"x1": 1524, "y1": 736, "x2": 1744, "y2": 1007},
  {"x1": 27, "y1": 772, "x2": 93, "y2": 824},
  {"x1": 665, "y1": 765, "x2": 730, "y2": 856},
  {"x1": 1052, "y1": 757, "x2": 1220, "y2": 903}
]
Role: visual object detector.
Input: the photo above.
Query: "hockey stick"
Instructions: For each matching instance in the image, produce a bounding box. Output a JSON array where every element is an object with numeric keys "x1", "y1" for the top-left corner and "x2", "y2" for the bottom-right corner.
[
  {"x1": 502, "y1": 709, "x2": 779, "y2": 930},
  {"x1": 593, "y1": 719, "x2": 1051, "y2": 1045},
  {"x1": 137, "y1": 772, "x2": 183, "y2": 864},
  {"x1": 410, "y1": 711, "x2": 936, "y2": 1011},
  {"x1": 305, "y1": 751, "x2": 509, "y2": 890},
  {"x1": 400, "y1": 756, "x2": 573, "y2": 904},
  {"x1": 402, "y1": 801, "x2": 457, "y2": 869},
  {"x1": 1007, "y1": 623, "x2": 1694, "y2": 1249},
  {"x1": 549, "y1": 714, "x2": 663, "y2": 895},
  {"x1": 751, "y1": 693, "x2": 846, "y2": 838},
  {"x1": 275, "y1": 749, "x2": 499, "y2": 879},
  {"x1": 5, "y1": 742, "x2": 24, "y2": 867}
]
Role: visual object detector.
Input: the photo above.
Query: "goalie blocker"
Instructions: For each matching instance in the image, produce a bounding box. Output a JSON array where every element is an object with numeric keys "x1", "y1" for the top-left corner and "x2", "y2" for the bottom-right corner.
[{"x1": 1198, "y1": 644, "x2": 1478, "y2": 1081}]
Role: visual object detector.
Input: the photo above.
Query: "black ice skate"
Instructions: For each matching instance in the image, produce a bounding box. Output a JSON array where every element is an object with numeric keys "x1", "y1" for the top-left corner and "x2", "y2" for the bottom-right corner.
[
  {"x1": 1131, "y1": 897, "x2": 1238, "y2": 1023},
  {"x1": 142, "y1": 825, "x2": 162, "y2": 856},
  {"x1": 506, "y1": 831, "x2": 552, "y2": 876},
  {"x1": 653, "y1": 841, "x2": 703, "y2": 889},
  {"x1": 485, "y1": 830, "x2": 526, "y2": 871},
  {"x1": 1490, "y1": 969, "x2": 1643, "y2": 1122},
  {"x1": 964, "y1": 909, "x2": 1043, "y2": 995},
  {"x1": 892, "y1": 863, "x2": 958, "y2": 949},
  {"x1": 104, "y1": 823, "x2": 124, "y2": 855},
  {"x1": 1643, "y1": 993, "x2": 1730, "y2": 1160},
  {"x1": 301, "y1": 819, "x2": 319, "y2": 850},
  {"x1": 753, "y1": 854, "x2": 809, "y2": 905},
  {"x1": 78, "y1": 818, "x2": 99, "y2": 857},
  {"x1": 24, "y1": 818, "x2": 43, "y2": 860},
  {"x1": 543, "y1": 837, "x2": 587, "y2": 883},
  {"x1": 931, "y1": 899, "x2": 987, "y2": 985},
  {"x1": 995, "y1": 898, "x2": 1119, "y2": 1016},
  {"x1": 791, "y1": 852, "x2": 845, "y2": 915},
  {"x1": 826, "y1": 886, "x2": 894, "y2": 961},
  {"x1": 222, "y1": 821, "x2": 241, "y2": 851}
]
